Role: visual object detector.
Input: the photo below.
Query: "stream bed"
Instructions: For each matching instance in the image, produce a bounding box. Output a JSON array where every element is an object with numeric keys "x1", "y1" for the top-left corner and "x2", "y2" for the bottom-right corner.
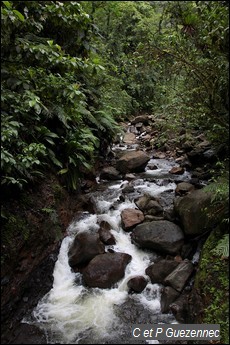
[{"x1": 22, "y1": 138, "x2": 193, "y2": 344}]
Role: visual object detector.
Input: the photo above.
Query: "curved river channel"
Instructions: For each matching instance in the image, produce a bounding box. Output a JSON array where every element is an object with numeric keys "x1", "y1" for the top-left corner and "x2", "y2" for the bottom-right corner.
[{"x1": 23, "y1": 137, "x2": 193, "y2": 344}]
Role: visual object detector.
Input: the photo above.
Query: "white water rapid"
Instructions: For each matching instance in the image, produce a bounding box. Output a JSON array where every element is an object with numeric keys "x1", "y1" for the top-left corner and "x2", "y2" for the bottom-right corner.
[{"x1": 23, "y1": 144, "x2": 190, "y2": 344}]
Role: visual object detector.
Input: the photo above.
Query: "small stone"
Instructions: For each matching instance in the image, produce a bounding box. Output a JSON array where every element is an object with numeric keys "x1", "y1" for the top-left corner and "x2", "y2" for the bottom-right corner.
[{"x1": 169, "y1": 166, "x2": 185, "y2": 175}]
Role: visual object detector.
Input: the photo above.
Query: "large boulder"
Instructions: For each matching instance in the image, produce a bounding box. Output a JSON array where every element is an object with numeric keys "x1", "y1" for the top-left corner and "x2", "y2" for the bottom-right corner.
[
  {"x1": 174, "y1": 189, "x2": 212, "y2": 236},
  {"x1": 68, "y1": 232, "x2": 105, "y2": 268},
  {"x1": 131, "y1": 115, "x2": 151, "y2": 125},
  {"x1": 164, "y1": 260, "x2": 194, "y2": 292},
  {"x1": 82, "y1": 252, "x2": 132, "y2": 288},
  {"x1": 121, "y1": 208, "x2": 144, "y2": 231},
  {"x1": 100, "y1": 166, "x2": 122, "y2": 180},
  {"x1": 123, "y1": 133, "x2": 137, "y2": 144},
  {"x1": 145, "y1": 259, "x2": 179, "y2": 284},
  {"x1": 131, "y1": 220, "x2": 184, "y2": 255},
  {"x1": 116, "y1": 150, "x2": 150, "y2": 173}
]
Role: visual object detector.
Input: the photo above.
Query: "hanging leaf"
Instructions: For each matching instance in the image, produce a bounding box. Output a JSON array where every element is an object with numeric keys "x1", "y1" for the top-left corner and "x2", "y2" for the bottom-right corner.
[{"x1": 13, "y1": 9, "x2": 25, "y2": 22}]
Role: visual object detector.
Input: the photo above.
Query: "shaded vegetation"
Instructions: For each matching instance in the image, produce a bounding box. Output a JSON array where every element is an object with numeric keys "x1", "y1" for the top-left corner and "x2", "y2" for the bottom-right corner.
[
  {"x1": 1, "y1": 1, "x2": 229, "y2": 194},
  {"x1": 194, "y1": 226, "x2": 229, "y2": 343},
  {"x1": 1, "y1": 1, "x2": 229, "y2": 338},
  {"x1": 1, "y1": 1, "x2": 120, "y2": 193}
]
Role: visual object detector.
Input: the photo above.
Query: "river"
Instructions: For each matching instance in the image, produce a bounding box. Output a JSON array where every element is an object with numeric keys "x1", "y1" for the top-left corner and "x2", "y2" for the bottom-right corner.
[{"x1": 22, "y1": 136, "x2": 192, "y2": 344}]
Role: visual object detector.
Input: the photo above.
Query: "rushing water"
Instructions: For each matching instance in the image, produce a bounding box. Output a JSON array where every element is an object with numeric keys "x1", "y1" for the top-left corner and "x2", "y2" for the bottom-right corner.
[{"x1": 23, "y1": 141, "x2": 191, "y2": 344}]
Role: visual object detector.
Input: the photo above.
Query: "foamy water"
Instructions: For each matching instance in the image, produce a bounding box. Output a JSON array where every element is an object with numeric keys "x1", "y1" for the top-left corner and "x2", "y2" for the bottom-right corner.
[{"x1": 23, "y1": 156, "x2": 188, "y2": 344}]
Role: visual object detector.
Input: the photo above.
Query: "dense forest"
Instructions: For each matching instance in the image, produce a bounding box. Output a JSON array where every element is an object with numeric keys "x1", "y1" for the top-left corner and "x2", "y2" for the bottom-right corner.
[
  {"x1": 1, "y1": 1, "x2": 229, "y2": 343},
  {"x1": 1, "y1": 1, "x2": 229, "y2": 192}
]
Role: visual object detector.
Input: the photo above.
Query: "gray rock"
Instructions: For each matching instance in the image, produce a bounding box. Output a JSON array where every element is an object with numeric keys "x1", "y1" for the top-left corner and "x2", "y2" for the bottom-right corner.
[
  {"x1": 82, "y1": 252, "x2": 132, "y2": 288},
  {"x1": 145, "y1": 259, "x2": 179, "y2": 284},
  {"x1": 161, "y1": 286, "x2": 180, "y2": 313},
  {"x1": 131, "y1": 220, "x2": 184, "y2": 255},
  {"x1": 116, "y1": 150, "x2": 150, "y2": 173},
  {"x1": 68, "y1": 232, "x2": 105, "y2": 268},
  {"x1": 100, "y1": 166, "x2": 122, "y2": 180},
  {"x1": 174, "y1": 189, "x2": 212, "y2": 236},
  {"x1": 98, "y1": 221, "x2": 116, "y2": 245},
  {"x1": 127, "y1": 276, "x2": 148, "y2": 293},
  {"x1": 164, "y1": 260, "x2": 194, "y2": 292}
]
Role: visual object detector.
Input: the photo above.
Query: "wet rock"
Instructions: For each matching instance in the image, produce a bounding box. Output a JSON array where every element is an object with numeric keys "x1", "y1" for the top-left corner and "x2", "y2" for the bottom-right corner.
[
  {"x1": 188, "y1": 177, "x2": 204, "y2": 189},
  {"x1": 191, "y1": 167, "x2": 212, "y2": 180},
  {"x1": 175, "y1": 182, "x2": 195, "y2": 196},
  {"x1": 161, "y1": 286, "x2": 180, "y2": 313},
  {"x1": 77, "y1": 195, "x2": 97, "y2": 214},
  {"x1": 98, "y1": 221, "x2": 116, "y2": 245},
  {"x1": 135, "y1": 194, "x2": 163, "y2": 216},
  {"x1": 121, "y1": 208, "x2": 145, "y2": 231},
  {"x1": 123, "y1": 133, "x2": 137, "y2": 144},
  {"x1": 100, "y1": 166, "x2": 122, "y2": 180},
  {"x1": 116, "y1": 298, "x2": 176, "y2": 332},
  {"x1": 144, "y1": 215, "x2": 164, "y2": 222},
  {"x1": 164, "y1": 260, "x2": 194, "y2": 292},
  {"x1": 131, "y1": 115, "x2": 150, "y2": 125},
  {"x1": 116, "y1": 150, "x2": 150, "y2": 173},
  {"x1": 82, "y1": 252, "x2": 132, "y2": 288},
  {"x1": 122, "y1": 184, "x2": 135, "y2": 193},
  {"x1": 127, "y1": 275, "x2": 148, "y2": 293},
  {"x1": 152, "y1": 152, "x2": 166, "y2": 159},
  {"x1": 145, "y1": 259, "x2": 179, "y2": 284},
  {"x1": 131, "y1": 220, "x2": 184, "y2": 256},
  {"x1": 68, "y1": 232, "x2": 105, "y2": 268},
  {"x1": 125, "y1": 173, "x2": 136, "y2": 180},
  {"x1": 174, "y1": 189, "x2": 212, "y2": 236},
  {"x1": 147, "y1": 164, "x2": 158, "y2": 170},
  {"x1": 187, "y1": 146, "x2": 217, "y2": 166},
  {"x1": 169, "y1": 166, "x2": 185, "y2": 175},
  {"x1": 170, "y1": 292, "x2": 191, "y2": 323},
  {"x1": 181, "y1": 139, "x2": 196, "y2": 152},
  {"x1": 119, "y1": 195, "x2": 126, "y2": 202}
]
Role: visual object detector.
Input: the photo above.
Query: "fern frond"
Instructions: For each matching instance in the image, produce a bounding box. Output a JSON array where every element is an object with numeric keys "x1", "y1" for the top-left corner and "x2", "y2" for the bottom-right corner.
[
  {"x1": 81, "y1": 108, "x2": 104, "y2": 132},
  {"x1": 44, "y1": 101, "x2": 70, "y2": 128},
  {"x1": 212, "y1": 234, "x2": 229, "y2": 258},
  {"x1": 94, "y1": 110, "x2": 120, "y2": 135}
]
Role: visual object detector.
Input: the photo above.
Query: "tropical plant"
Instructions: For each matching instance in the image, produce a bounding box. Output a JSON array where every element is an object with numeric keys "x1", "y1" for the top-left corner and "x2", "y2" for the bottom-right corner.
[
  {"x1": 1, "y1": 1, "x2": 121, "y2": 191},
  {"x1": 212, "y1": 234, "x2": 229, "y2": 258}
]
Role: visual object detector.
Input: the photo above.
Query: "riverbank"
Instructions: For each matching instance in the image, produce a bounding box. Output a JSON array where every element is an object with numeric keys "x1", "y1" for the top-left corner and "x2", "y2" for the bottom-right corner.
[{"x1": 1, "y1": 114, "x2": 228, "y2": 344}]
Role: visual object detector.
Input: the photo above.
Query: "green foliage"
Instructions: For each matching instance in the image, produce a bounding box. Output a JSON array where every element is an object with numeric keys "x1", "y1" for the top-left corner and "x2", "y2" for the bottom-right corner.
[
  {"x1": 1, "y1": 0, "x2": 229, "y2": 191},
  {"x1": 195, "y1": 227, "x2": 229, "y2": 343},
  {"x1": 204, "y1": 171, "x2": 229, "y2": 223},
  {"x1": 212, "y1": 234, "x2": 229, "y2": 258},
  {"x1": 1, "y1": 1, "x2": 121, "y2": 192},
  {"x1": 154, "y1": 1, "x2": 229, "y2": 146},
  {"x1": 82, "y1": 1, "x2": 228, "y2": 153}
]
